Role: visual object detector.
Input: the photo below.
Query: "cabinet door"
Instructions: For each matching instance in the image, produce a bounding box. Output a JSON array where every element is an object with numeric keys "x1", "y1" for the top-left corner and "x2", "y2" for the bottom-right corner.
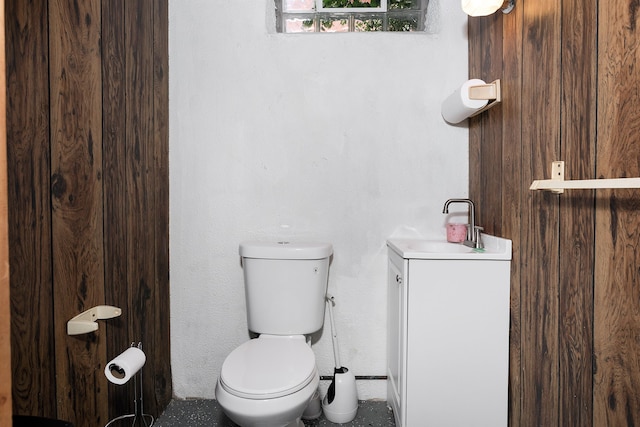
[
  {"x1": 387, "y1": 252, "x2": 405, "y2": 426},
  {"x1": 405, "y1": 259, "x2": 510, "y2": 427}
]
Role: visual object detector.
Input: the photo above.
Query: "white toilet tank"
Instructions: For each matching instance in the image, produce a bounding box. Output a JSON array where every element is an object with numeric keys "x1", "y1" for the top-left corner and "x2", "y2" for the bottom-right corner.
[{"x1": 239, "y1": 241, "x2": 333, "y2": 335}]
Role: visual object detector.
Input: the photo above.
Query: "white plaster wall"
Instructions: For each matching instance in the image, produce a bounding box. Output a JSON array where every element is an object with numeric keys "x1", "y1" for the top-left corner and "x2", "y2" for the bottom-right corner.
[{"x1": 169, "y1": 0, "x2": 470, "y2": 400}]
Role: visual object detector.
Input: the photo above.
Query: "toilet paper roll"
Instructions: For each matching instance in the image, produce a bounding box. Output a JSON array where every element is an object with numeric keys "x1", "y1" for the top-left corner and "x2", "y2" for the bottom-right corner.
[
  {"x1": 441, "y1": 79, "x2": 489, "y2": 124},
  {"x1": 104, "y1": 347, "x2": 146, "y2": 385}
]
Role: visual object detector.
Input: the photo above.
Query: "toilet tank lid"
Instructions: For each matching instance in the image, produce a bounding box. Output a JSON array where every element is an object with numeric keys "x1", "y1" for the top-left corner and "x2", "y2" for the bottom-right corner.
[{"x1": 239, "y1": 241, "x2": 333, "y2": 260}]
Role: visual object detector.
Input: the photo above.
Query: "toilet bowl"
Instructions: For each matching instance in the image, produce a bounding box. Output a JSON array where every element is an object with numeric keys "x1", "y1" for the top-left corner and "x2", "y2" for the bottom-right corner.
[
  {"x1": 215, "y1": 335, "x2": 319, "y2": 427},
  {"x1": 216, "y1": 241, "x2": 333, "y2": 427}
]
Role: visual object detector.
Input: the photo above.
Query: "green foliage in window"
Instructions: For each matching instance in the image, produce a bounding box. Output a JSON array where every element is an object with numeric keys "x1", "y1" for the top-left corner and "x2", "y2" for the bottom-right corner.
[
  {"x1": 389, "y1": 0, "x2": 415, "y2": 9},
  {"x1": 320, "y1": 0, "x2": 381, "y2": 7},
  {"x1": 355, "y1": 17, "x2": 383, "y2": 31},
  {"x1": 388, "y1": 16, "x2": 418, "y2": 31}
]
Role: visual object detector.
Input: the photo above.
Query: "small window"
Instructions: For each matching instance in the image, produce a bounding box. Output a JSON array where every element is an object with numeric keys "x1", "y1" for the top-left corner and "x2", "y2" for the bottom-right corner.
[
  {"x1": 275, "y1": 0, "x2": 429, "y2": 33},
  {"x1": 317, "y1": 0, "x2": 387, "y2": 12}
]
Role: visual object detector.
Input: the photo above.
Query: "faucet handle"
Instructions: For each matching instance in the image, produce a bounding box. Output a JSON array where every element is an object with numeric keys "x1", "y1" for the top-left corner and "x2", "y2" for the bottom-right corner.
[{"x1": 473, "y1": 226, "x2": 484, "y2": 249}]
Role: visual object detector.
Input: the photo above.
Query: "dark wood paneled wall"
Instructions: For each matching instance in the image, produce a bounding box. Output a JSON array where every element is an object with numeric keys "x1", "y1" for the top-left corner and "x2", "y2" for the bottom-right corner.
[
  {"x1": 6, "y1": 1, "x2": 171, "y2": 426},
  {"x1": 469, "y1": 0, "x2": 639, "y2": 425}
]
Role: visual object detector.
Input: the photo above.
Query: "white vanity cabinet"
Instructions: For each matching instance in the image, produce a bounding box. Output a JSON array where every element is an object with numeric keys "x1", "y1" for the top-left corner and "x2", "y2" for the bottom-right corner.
[{"x1": 387, "y1": 236, "x2": 511, "y2": 427}]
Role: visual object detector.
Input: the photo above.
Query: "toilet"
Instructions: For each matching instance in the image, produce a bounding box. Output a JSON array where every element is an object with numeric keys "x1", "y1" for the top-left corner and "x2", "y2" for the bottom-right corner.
[{"x1": 215, "y1": 241, "x2": 333, "y2": 427}]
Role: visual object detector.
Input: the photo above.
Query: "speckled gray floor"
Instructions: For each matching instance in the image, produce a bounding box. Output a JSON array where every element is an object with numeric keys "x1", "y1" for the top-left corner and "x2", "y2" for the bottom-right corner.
[{"x1": 154, "y1": 399, "x2": 395, "y2": 427}]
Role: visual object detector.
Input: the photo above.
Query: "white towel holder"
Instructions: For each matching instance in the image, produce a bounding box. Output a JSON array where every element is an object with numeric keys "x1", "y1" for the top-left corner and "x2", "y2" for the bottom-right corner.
[{"x1": 530, "y1": 161, "x2": 640, "y2": 194}]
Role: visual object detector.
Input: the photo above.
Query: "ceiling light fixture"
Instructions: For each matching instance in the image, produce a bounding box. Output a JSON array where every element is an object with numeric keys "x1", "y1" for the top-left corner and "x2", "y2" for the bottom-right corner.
[{"x1": 462, "y1": 0, "x2": 515, "y2": 17}]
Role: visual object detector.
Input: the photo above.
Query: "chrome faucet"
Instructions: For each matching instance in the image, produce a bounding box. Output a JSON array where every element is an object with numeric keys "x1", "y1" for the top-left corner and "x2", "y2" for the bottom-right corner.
[{"x1": 442, "y1": 198, "x2": 484, "y2": 249}]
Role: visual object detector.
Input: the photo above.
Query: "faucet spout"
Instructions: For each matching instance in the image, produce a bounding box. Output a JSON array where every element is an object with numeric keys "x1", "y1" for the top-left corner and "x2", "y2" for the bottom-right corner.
[{"x1": 442, "y1": 198, "x2": 478, "y2": 246}]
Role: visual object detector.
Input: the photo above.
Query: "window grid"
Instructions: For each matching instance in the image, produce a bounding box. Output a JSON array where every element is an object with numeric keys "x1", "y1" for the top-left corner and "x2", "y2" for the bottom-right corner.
[{"x1": 276, "y1": 0, "x2": 429, "y2": 33}]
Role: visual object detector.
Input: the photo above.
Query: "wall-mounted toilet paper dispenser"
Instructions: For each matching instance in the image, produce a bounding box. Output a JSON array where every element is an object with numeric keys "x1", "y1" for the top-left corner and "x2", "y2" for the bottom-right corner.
[{"x1": 441, "y1": 79, "x2": 502, "y2": 124}]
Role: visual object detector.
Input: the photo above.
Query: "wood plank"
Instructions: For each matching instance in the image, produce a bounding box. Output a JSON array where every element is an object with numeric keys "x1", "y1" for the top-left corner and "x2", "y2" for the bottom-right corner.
[
  {"x1": 48, "y1": 0, "x2": 107, "y2": 425},
  {"x1": 519, "y1": 0, "x2": 562, "y2": 425},
  {"x1": 468, "y1": 6, "x2": 525, "y2": 426},
  {"x1": 0, "y1": 0, "x2": 12, "y2": 424},
  {"x1": 594, "y1": 0, "x2": 640, "y2": 424},
  {"x1": 5, "y1": 0, "x2": 56, "y2": 418},
  {"x1": 468, "y1": 12, "x2": 504, "y2": 235},
  {"x1": 557, "y1": 0, "x2": 597, "y2": 425},
  {"x1": 101, "y1": 0, "x2": 134, "y2": 420},
  {"x1": 468, "y1": 16, "x2": 486, "y2": 226},
  {"x1": 152, "y1": 0, "x2": 173, "y2": 410},
  {"x1": 102, "y1": 0, "x2": 171, "y2": 418},
  {"x1": 500, "y1": 4, "x2": 524, "y2": 426},
  {"x1": 125, "y1": 0, "x2": 163, "y2": 417}
]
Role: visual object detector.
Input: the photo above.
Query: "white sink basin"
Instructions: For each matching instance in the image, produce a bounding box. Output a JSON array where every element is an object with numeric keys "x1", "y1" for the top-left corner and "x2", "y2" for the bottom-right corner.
[
  {"x1": 406, "y1": 240, "x2": 475, "y2": 253},
  {"x1": 387, "y1": 234, "x2": 512, "y2": 260}
]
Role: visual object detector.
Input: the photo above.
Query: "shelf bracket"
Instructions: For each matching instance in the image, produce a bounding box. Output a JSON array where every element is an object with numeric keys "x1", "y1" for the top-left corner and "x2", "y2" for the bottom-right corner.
[
  {"x1": 67, "y1": 305, "x2": 122, "y2": 335},
  {"x1": 530, "y1": 161, "x2": 640, "y2": 193}
]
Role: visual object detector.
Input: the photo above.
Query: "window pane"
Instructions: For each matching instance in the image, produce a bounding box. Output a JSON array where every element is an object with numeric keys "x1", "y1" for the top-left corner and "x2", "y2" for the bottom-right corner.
[
  {"x1": 284, "y1": 0, "x2": 315, "y2": 11},
  {"x1": 388, "y1": 14, "x2": 418, "y2": 31},
  {"x1": 284, "y1": 16, "x2": 317, "y2": 32},
  {"x1": 354, "y1": 15, "x2": 383, "y2": 31},
  {"x1": 320, "y1": 16, "x2": 350, "y2": 32},
  {"x1": 321, "y1": 0, "x2": 381, "y2": 7},
  {"x1": 389, "y1": 0, "x2": 420, "y2": 9}
]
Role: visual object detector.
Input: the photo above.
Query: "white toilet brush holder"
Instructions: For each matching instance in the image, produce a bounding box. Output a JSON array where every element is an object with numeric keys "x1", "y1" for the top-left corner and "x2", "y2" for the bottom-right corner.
[
  {"x1": 322, "y1": 367, "x2": 358, "y2": 423},
  {"x1": 322, "y1": 294, "x2": 358, "y2": 423}
]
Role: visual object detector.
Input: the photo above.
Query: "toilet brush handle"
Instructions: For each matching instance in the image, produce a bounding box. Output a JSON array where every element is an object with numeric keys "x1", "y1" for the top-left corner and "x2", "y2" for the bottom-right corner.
[{"x1": 326, "y1": 295, "x2": 342, "y2": 369}]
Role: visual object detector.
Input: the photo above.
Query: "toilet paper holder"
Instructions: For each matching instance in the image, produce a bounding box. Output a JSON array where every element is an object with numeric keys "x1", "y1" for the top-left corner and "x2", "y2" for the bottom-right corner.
[
  {"x1": 105, "y1": 342, "x2": 154, "y2": 427},
  {"x1": 441, "y1": 78, "x2": 502, "y2": 124},
  {"x1": 468, "y1": 79, "x2": 501, "y2": 117},
  {"x1": 67, "y1": 305, "x2": 122, "y2": 335}
]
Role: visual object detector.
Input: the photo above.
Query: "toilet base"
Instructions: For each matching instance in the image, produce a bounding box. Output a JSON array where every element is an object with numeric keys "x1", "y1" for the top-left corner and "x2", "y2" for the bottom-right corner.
[{"x1": 215, "y1": 371, "x2": 319, "y2": 427}]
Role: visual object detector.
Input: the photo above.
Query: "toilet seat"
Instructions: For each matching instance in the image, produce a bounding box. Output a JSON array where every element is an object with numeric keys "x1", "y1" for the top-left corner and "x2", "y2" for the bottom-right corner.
[{"x1": 219, "y1": 335, "x2": 317, "y2": 400}]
